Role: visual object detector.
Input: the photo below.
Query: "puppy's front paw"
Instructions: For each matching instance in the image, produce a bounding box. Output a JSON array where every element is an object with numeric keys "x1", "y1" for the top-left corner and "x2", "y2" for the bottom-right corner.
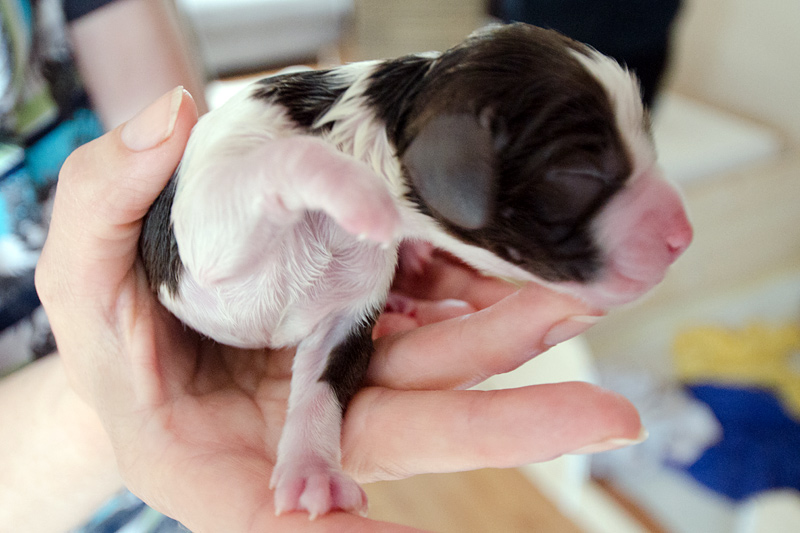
[
  {"x1": 270, "y1": 460, "x2": 368, "y2": 519},
  {"x1": 275, "y1": 136, "x2": 401, "y2": 245}
]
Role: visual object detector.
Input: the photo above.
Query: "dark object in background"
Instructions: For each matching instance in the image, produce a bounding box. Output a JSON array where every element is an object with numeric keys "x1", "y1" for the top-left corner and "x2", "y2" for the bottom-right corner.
[
  {"x1": 0, "y1": 272, "x2": 39, "y2": 332},
  {"x1": 490, "y1": 0, "x2": 682, "y2": 107}
]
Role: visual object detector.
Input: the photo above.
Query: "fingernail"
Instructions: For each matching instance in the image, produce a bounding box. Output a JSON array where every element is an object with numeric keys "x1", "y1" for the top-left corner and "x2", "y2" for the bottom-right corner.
[
  {"x1": 121, "y1": 86, "x2": 185, "y2": 151},
  {"x1": 543, "y1": 315, "x2": 602, "y2": 346},
  {"x1": 569, "y1": 427, "x2": 649, "y2": 455}
]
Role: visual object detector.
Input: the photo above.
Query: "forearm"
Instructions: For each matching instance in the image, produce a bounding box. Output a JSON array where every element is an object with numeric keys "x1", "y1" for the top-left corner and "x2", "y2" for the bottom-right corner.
[
  {"x1": 0, "y1": 354, "x2": 123, "y2": 532},
  {"x1": 69, "y1": 0, "x2": 208, "y2": 129}
]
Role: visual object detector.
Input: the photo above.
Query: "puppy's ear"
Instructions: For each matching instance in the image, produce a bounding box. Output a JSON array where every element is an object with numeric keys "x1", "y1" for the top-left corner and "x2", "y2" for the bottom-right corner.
[{"x1": 402, "y1": 113, "x2": 495, "y2": 229}]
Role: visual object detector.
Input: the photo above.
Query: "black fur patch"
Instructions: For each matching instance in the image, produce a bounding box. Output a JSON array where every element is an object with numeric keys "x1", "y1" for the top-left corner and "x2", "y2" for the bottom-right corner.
[
  {"x1": 139, "y1": 173, "x2": 183, "y2": 296},
  {"x1": 366, "y1": 23, "x2": 634, "y2": 283},
  {"x1": 252, "y1": 69, "x2": 350, "y2": 132},
  {"x1": 363, "y1": 55, "x2": 434, "y2": 147},
  {"x1": 319, "y1": 309, "x2": 380, "y2": 412}
]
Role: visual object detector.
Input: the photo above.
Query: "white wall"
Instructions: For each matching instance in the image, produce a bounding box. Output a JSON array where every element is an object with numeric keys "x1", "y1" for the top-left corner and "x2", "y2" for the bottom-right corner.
[{"x1": 668, "y1": 0, "x2": 800, "y2": 144}]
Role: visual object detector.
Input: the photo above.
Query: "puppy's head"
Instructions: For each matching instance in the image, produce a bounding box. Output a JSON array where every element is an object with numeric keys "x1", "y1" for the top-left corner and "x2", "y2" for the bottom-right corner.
[{"x1": 397, "y1": 23, "x2": 692, "y2": 308}]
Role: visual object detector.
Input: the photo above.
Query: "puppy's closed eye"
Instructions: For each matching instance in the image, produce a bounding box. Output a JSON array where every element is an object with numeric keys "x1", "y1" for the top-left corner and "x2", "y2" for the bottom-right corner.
[{"x1": 537, "y1": 167, "x2": 612, "y2": 225}]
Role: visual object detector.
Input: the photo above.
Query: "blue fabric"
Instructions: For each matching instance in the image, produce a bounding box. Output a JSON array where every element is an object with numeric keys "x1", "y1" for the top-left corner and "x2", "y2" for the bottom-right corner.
[
  {"x1": 73, "y1": 491, "x2": 188, "y2": 533},
  {"x1": 0, "y1": 193, "x2": 11, "y2": 234},
  {"x1": 683, "y1": 384, "x2": 800, "y2": 501},
  {"x1": 23, "y1": 107, "x2": 103, "y2": 186}
]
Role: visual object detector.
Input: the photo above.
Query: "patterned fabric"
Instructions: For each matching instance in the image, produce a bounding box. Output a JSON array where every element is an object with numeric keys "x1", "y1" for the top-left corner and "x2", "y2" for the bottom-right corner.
[
  {"x1": 0, "y1": 0, "x2": 104, "y2": 375},
  {"x1": 72, "y1": 491, "x2": 188, "y2": 533},
  {"x1": 1, "y1": 1, "x2": 188, "y2": 530}
]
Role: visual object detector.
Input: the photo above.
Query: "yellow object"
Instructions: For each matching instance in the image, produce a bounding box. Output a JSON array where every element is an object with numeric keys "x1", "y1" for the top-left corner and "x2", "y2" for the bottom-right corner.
[{"x1": 673, "y1": 322, "x2": 800, "y2": 418}]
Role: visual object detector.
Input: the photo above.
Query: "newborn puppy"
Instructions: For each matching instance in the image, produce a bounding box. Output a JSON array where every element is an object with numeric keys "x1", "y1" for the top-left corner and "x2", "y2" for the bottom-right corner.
[{"x1": 139, "y1": 23, "x2": 692, "y2": 518}]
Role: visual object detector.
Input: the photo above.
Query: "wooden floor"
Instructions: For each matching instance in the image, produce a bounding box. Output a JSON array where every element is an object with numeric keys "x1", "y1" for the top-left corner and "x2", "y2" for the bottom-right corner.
[{"x1": 364, "y1": 469, "x2": 583, "y2": 532}]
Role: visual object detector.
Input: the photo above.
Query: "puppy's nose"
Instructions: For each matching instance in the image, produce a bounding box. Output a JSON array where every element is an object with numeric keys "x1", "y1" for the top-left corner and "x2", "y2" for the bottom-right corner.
[{"x1": 665, "y1": 211, "x2": 693, "y2": 260}]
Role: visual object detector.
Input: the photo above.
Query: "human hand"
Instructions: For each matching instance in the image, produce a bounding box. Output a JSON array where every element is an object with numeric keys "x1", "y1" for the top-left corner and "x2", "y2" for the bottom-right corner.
[{"x1": 36, "y1": 88, "x2": 642, "y2": 532}]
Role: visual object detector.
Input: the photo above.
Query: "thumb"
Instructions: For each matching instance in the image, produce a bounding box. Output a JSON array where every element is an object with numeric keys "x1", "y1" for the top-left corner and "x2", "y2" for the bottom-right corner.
[{"x1": 38, "y1": 87, "x2": 198, "y2": 308}]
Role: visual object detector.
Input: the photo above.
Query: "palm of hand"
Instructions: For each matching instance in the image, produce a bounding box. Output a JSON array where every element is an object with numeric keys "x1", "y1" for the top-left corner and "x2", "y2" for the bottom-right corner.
[
  {"x1": 110, "y1": 288, "x2": 294, "y2": 528},
  {"x1": 109, "y1": 253, "x2": 496, "y2": 530}
]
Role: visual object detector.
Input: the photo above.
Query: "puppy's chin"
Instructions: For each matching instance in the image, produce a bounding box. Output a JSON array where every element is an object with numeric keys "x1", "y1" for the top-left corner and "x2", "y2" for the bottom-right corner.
[{"x1": 557, "y1": 269, "x2": 663, "y2": 309}]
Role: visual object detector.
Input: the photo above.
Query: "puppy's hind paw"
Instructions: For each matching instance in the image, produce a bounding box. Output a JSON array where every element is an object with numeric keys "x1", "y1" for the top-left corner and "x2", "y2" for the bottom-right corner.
[{"x1": 271, "y1": 463, "x2": 368, "y2": 519}]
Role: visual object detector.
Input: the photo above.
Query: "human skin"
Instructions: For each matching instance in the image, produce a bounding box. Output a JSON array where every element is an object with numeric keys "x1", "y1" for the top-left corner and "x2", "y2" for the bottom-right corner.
[{"x1": 27, "y1": 88, "x2": 643, "y2": 532}]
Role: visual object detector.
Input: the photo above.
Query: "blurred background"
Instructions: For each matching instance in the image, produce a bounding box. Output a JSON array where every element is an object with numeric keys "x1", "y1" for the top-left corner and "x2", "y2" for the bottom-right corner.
[{"x1": 172, "y1": 0, "x2": 799, "y2": 531}]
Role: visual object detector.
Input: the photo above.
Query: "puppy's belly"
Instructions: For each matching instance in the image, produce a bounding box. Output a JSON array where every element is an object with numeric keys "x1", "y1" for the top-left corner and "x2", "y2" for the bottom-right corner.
[{"x1": 162, "y1": 222, "x2": 397, "y2": 349}]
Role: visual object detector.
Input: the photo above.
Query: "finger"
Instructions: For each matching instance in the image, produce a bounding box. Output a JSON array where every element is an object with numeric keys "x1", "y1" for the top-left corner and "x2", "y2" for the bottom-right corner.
[
  {"x1": 374, "y1": 295, "x2": 477, "y2": 337},
  {"x1": 369, "y1": 282, "x2": 601, "y2": 390},
  {"x1": 373, "y1": 313, "x2": 419, "y2": 338},
  {"x1": 343, "y1": 382, "x2": 643, "y2": 483},
  {"x1": 37, "y1": 87, "x2": 198, "y2": 312},
  {"x1": 394, "y1": 250, "x2": 519, "y2": 309}
]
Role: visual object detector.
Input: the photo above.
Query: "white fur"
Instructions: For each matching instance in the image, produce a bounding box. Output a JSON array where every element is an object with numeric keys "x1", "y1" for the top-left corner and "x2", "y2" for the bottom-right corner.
[
  {"x1": 164, "y1": 74, "x2": 400, "y2": 348},
  {"x1": 315, "y1": 61, "x2": 409, "y2": 194},
  {"x1": 571, "y1": 48, "x2": 656, "y2": 181},
  {"x1": 271, "y1": 318, "x2": 367, "y2": 517},
  {"x1": 162, "y1": 79, "x2": 400, "y2": 512}
]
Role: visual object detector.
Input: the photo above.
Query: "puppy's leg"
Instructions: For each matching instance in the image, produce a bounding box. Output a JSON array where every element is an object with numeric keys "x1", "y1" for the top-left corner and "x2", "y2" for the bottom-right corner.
[
  {"x1": 271, "y1": 312, "x2": 377, "y2": 518},
  {"x1": 172, "y1": 135, "x2": 400, "y2": 286}
]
